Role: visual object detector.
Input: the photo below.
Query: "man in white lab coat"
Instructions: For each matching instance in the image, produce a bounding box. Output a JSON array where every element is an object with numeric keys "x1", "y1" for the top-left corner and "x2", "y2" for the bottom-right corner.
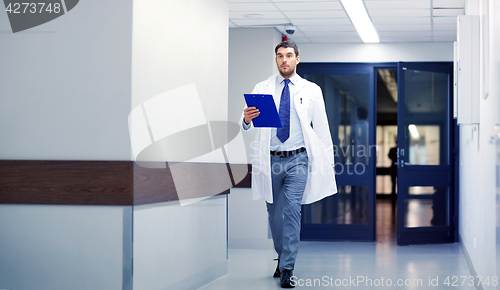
[{"x1": 242, "y1": 41, "x2": 337, "y2": 288}]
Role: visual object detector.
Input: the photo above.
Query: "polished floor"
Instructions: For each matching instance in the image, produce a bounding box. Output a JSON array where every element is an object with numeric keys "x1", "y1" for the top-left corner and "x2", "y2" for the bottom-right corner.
[{"x1": 199, "y1": 199, "x2": 473, "y2": 289}]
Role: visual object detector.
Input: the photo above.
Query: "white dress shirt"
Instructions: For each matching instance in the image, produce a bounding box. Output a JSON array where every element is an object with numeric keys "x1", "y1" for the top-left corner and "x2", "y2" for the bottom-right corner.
[{"x1": 243, "y1": 74, "x2": 305, "y2": 152}]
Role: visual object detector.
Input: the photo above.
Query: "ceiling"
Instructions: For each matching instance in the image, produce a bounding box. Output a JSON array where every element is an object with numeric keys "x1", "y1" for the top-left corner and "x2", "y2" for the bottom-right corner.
[{"x1": 229, "y1": 0, "x2": 465, "y2": 43}]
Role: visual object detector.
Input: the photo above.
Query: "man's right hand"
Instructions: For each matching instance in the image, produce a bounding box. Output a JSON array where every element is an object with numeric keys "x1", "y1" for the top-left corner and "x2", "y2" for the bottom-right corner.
[{"x1": 243, "y1": 107, "x2": 260, "y2": 125}]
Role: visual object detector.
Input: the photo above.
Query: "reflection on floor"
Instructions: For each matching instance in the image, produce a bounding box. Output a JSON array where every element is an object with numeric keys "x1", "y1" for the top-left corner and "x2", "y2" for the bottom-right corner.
[
  {"x1": 199, "y1": 198, "x2": 471, "y2": 290},
  {"x1": 303, "y1": 186, "x2": 370, "y2": 225},
  {"x1": 376, "y1": 198, "x2": 397, "y2": 243}
]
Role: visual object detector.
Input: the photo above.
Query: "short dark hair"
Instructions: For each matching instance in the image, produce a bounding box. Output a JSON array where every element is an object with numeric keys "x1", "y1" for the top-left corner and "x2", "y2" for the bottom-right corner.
[{"x1": 275, "y1": 41, "x2": 299, "y2": 57}]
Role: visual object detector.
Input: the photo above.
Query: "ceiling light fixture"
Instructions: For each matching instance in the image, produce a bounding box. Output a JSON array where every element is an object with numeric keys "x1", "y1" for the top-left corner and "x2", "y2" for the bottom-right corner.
[
  {"x1": 340, "y1": 0, "x2": 380, "y2": 43},
  {"x1": 408, "y1": 125, "x2": 420, "y2": 140}
]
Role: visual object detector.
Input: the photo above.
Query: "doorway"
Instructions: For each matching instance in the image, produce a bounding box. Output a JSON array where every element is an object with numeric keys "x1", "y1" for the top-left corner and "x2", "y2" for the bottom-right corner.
[
  {"x1": 395, "y1": 62, "x2": 455, "y2": 245},
  {"x1": 297, "y1": 62, "x2": 455, "y2": 245},
  {"x1": 375, "y1": 67, "x2": 398, "y2": 243}
]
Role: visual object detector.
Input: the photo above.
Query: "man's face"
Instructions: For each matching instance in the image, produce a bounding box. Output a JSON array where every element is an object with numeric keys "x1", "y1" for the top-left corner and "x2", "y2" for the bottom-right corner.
[{"x1": 275, "y1": 47, "x2": 300, "y2": 78}]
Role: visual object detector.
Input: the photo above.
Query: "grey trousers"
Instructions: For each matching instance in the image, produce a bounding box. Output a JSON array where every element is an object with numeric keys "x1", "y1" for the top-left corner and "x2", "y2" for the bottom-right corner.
[{"x1": 266, "y1": 150, "x2": 308, "y2": 271}]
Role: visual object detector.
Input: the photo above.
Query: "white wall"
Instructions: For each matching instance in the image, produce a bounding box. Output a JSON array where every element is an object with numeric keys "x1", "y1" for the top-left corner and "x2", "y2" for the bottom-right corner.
[
  {"x1": 0, "y1": 1, "x2": 134, "y2": 290},
  {"x1": 0, "y1": 205, "x2": 130, "y2": 290},
  {"x1": 228, "y1": 28, "x2": 280, "y2": 125},
  {"x1": 494, "y1": 0, "x2": 500, "y2": 282},
  {"x1": 131, "y1": 0, "x2": 229, "y2": 289},
  {"x1": 0, "y1": 0, "x2": 230, "y2": 290},
  {"x1": 132, "y1": 0, "x2": 228, "y2": 122},
  {"x1": 133, "y1": 196, "x2": 227, "y2": 290},
  {"x1": 458, "y1": 0, "x2": 500, "y2": 288},
  {"x1": 228, "y1": 188, "x2": 271, "y2": 249},
  {"x1": 0, "y1": 0, "x2": 132, "y2": 160},
  {"x1": 228, "y1": 28, "x2": 281, "y2": 248}
]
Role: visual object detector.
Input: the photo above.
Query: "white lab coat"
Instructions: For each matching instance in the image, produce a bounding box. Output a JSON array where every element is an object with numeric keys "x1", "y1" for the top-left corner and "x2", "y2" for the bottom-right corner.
[{"x1": 242, "y1": 74, "x2": 337, "y2": 204}]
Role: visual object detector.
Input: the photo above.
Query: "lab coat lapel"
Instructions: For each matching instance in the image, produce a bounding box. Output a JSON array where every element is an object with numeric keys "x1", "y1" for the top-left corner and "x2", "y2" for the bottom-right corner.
[{"x1": 293, "y1": 76, "x2": 307, "y2": 121}]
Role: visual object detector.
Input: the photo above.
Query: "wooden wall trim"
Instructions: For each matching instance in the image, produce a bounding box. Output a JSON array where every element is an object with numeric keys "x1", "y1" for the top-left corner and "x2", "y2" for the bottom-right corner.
[
  {"x1": 232, "y1": 164, "x2": 252, "y2": 188},
  {"x1": 0, "y1": 160, "x2": 133, "y2": 205},
  {"x1": 133, "y1": 162, "x2": 233, "y2": 205},
  {"x1": 0, "y1": 160, "x2": 244, "y2": 206}
]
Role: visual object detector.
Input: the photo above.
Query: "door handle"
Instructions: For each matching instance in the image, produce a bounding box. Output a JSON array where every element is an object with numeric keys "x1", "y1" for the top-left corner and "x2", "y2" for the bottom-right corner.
[{"x1": 399, "y1": 161, "x2": 412, "y2": 167}]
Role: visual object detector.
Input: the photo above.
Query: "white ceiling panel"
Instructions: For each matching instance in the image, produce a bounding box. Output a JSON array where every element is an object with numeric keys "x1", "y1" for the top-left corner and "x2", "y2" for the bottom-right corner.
[
  {"x1": 365, "y1": 1, "x2": 430, "y2": 10},
  {"x1": 434, "y1": 23, "x2": 457, "y2": 30},
  {"x1": 381, "y1": 36, "x2": 432, "y2": 42},
  {"x1": 289, "y1": 37, "x2": 312, "y2": 44},
  {"x1": 284, "y1": 10, "x2": 347, "y2": 19},
  {"x1": 229, "y1": 11, "x2": 286, "y2": 18},
  {"x1": 379, "y1": 31, "x2": 432, "y2": 37},
  {"x1": 303, "y1": 30, "x2": 359, "y2": 37},
  {"x1": 274, "y1": 2, "x2": 343, "y2": 11},
  {"x1": 433, "y1": 16, "x2": 458, "y2": 23},
  {"x1": 292, "y1": 18, "x2": 352, "y2": 25},
  {"x1": 299, "y1": 24, "x2": 355, "y2": 31},
  {"x1": 433, "y1": 8, "x2": 464, "y2": 16},
  {"x1": 308, "y1": 37, "x2": 363, "y2": 43},
  {"x1": 229, "y1": 3, "x2": 277, "y2": 11},
  {"x1": 434, "y1": 35, "x2": 457, "y2": 41},
  {"x1": 433, "y1": 0, "x2": 465, "y2": 8},
  {"x1": 369, "y1": 10, "x2": 431, "y2": 17},
  {"x1": 229, "y1": 0, "x2": 268, "y2": 2},
  {"x1": 372, "y1": 17, "x2": 431, "y2": 25},
  {"x1": 231, "y1": 19, "x2": 292, "y2": 26},
  {"x1": 375, "y1": 24, "x2": 432, "y2": 31},
  {"x1": 301, "y1": 26, "x2": 356, "y2": 32},
  {"x1": 433, "y1": 30, "x2": 456, "y2": 36},
  {"x1": 272, "y1": 0, "x2": 334, "y2": 2}
]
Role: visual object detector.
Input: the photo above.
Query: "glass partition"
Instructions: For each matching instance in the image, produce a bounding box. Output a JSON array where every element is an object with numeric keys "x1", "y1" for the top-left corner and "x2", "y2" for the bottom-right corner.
[
  {"x1": 301, "y1": 70, "x2": 373, "y2": 234},
  {"x1": 403, "y1": 70, "x2": 448, "y2": 166},
  {"x1": 303, "y1": 186, "x2": 369, "y2": 225}
]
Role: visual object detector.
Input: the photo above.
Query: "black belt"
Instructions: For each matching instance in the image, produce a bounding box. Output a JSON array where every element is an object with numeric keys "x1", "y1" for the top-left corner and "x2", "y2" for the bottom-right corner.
[{"x1": 270, "y1": 147, "x2": 306, "y2": 158}]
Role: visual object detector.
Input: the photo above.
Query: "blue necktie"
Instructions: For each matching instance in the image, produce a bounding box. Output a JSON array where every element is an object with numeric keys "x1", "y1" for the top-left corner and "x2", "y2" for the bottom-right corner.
[{"x1": 277, "y1": 79, "x2": 291, "y2": 143}]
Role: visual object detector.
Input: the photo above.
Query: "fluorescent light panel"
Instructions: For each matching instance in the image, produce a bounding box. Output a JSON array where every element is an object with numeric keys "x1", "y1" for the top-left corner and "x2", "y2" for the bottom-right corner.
[{"x1": 340, "y1": 0, "x2": 379, "y2": 43}]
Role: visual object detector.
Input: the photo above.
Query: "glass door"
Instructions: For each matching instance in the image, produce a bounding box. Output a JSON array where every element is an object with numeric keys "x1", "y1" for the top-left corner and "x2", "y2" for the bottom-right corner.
[
  {"x1": 298, "y1": 63, "x2": 379, "y2": 241},
  {"x1": 396, "y1": 62, "x2": 455, "y2": 245}
]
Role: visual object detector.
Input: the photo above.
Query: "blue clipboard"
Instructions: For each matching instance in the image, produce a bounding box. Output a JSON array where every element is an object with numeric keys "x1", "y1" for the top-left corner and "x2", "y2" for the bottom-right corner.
[{"x1": 244, "y1": 94, "x2": 282, "y2": 128}]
